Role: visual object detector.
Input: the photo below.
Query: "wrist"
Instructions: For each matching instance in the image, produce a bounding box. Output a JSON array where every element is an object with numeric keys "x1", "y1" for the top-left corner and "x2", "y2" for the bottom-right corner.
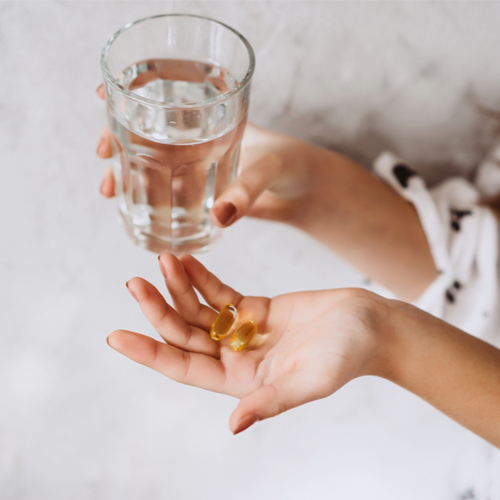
[
  {"x1": 361, "y1": 297, "x2": 415, "y2": 382},
  {"x1": 288, "y1": 147, "x2": 363, "y2": 231},
  {"x1": 335, "y1": 290, "x2": 403, "y2": 382},
  {"x1": 369, "y1": 299, "x2": 442, "y2": 387}
]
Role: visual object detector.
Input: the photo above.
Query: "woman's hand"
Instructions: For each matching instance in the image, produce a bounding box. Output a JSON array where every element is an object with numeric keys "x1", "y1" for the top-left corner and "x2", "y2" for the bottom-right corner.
[
  {"x1": 107, "y1": 253, "x2": 390, "y2": 434},
  {"x1": 108, "y1": 254, "x2": 500, "y2": 446},
  {"x1": 95, "y1": 83, "x2": 317, "y2": 226},
  {"x1": 96, "y1": 82, "x2": 437, "y2": 300}
]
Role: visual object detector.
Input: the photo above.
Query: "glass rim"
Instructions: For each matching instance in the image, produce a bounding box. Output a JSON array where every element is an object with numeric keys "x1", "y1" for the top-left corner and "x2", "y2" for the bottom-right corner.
[{"x1": 100, "y1": 13, "x2": 255, "y2": 110}]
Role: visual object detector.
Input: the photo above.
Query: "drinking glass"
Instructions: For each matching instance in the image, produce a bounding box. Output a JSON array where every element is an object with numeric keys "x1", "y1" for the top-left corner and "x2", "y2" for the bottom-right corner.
[{"x1": 100, "y1": 14, "x2": 254, "y2": 253}]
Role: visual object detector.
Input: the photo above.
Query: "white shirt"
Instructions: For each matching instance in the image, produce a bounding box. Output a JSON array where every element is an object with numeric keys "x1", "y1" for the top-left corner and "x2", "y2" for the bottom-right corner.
[{"x1": 371, "y1": 151, "x2": 500, "y2": 498}]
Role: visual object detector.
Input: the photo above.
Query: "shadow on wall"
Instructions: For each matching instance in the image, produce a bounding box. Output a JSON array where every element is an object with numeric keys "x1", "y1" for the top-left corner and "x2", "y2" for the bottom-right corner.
[{"x1": 267, "y1": 97, "x2": 500, "y2": 188}]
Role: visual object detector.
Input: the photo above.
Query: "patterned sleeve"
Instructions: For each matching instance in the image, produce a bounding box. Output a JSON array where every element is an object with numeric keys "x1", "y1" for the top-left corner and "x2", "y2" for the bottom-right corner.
[{"x1": 373, "y1": 152, "x2": 499, "y2": 341}]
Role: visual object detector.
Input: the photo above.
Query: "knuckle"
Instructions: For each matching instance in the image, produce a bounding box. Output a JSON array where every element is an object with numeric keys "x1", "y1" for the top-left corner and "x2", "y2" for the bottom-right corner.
[
  {"x1": 230, "y1": 181, "x2": 253, "y2": 206},
  {"x1": 276, "y1": 397, "x2": 292, "y2": 415},
  {"x1": 140, "y1": 285, "x2": 155, "y2": 302},
  {"x1": 151, "y1": 341, "x2": 160, "y2": 365},
  {"x1": 181, "y1": 350, "x2": 191, "y2": 379},
  {"x1": 157, "y1": 308, "x2": 170, "y2": 327}
]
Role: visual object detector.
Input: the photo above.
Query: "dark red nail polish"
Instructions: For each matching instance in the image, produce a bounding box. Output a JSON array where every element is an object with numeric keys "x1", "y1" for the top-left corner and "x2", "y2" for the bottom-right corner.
[
  {"x1": 233, "y1": 414, "x2": 260, "y2": 435},
  {"x1": 213, "y1": 201, "x2": 237, "y2": 226},
  {"x1": 158, "y1": 256, "x2": 167, "y2": 278}
]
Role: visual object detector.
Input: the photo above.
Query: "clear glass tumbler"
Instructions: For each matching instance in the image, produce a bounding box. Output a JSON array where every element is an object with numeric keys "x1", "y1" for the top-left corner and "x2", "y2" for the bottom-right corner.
[{"x1": 100, "y1": 14, "x2": 254, "y2": 253}]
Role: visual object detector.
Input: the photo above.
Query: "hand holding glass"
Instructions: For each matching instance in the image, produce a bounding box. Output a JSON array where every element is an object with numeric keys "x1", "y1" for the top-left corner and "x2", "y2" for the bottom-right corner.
[{"x1": 100, "y1": 14, "x2": 254, "y2": 253}]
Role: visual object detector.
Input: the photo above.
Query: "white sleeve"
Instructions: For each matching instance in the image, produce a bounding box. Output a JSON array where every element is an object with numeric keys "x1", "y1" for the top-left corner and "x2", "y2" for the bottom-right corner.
[{"x1": 373, "y1": 152, "x2": 500, "y2": 342}]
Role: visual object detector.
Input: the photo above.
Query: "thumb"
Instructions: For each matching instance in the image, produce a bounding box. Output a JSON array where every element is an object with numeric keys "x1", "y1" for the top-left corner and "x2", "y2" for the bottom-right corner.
[
  {"x1": 210, "y1": 151, "x2": 283, "y2": 227},
  {"x1": 229, "y1": 370, "x2": 328, "y2": 434}
]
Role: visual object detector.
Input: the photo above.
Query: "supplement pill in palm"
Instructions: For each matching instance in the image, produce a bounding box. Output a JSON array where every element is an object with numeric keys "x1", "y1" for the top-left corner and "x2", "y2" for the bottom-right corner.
[
  {"x1": 210, "y1": 304, "x2": 237, "y2": 341},
  {"x1": 230, "y1": 321, "x2": 257, "y2": 351}
]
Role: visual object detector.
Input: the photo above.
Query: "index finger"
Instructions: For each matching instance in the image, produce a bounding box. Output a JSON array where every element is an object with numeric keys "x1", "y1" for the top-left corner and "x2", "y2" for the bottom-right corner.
[
  {"x1": 178, "y1": 254, "x2": 244, "y2": 311},
  {"x1": 210, "y1": 149, "x2": 283, "y2": 227}
]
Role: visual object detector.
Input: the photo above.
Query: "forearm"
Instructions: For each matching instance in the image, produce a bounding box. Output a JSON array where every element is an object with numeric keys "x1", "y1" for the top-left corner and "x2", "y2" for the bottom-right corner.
[
  {"x1": 376, "y1": 300, "x2": 500, "y2": 447},
  {"x1": 286, "y1": 143, "x2": 437, "y2": 301}
]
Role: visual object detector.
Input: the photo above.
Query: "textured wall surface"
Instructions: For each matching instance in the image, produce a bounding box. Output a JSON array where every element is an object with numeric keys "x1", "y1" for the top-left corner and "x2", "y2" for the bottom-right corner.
[{"x1": 2, "y1": 2, "x2": 500, "y2": 499}]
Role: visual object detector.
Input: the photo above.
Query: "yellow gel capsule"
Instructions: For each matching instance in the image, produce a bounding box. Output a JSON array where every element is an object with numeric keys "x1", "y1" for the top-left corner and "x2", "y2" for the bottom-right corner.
[
  {"x1": 210, "y1": 304, "x2": 237, "y2": 341},
  {"x1": 230, "y1": 321, "x2": 257, "y2": 351}
]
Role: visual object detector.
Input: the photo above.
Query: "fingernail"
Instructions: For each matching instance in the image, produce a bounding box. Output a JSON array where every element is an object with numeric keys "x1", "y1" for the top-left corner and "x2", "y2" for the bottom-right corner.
[
  {"x1": 233, "y1": 414, "x2": 260, "y2": 435},
  {"x1": 213, "y1": 201, "x2": 237, "y2": 226},
  {"x1": 125, "y1": 281, "x2": 138, "y2": 301},
  {"x1": 106, "y1": 336, "x2": 111, "y2": 347},
  {"x1": 96, "y1": 136, "x2": 105, "y2": 156},
  {"x1": 158, "y1": 256, "x2": 167, "y2": 278},
  {"x1": 99, "y1": 178, "x2": 107, "y2": 196}
]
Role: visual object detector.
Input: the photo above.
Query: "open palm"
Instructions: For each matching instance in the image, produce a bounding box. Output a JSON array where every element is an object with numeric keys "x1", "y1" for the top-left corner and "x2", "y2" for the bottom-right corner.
[{"x1": 108, "y1": 253, "x2": 384, "y2": 434}]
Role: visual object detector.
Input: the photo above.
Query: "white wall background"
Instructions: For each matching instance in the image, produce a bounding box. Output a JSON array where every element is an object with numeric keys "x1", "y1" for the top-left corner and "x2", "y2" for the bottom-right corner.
[{"x1": 1, "y1": 2, "x2": 500, "y2": 499}]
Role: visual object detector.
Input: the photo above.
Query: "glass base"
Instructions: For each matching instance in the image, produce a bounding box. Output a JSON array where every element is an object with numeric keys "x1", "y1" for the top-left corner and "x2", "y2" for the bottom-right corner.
[{"x1": 119, "y1": 209, "x2": 222, "y2": 254}]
